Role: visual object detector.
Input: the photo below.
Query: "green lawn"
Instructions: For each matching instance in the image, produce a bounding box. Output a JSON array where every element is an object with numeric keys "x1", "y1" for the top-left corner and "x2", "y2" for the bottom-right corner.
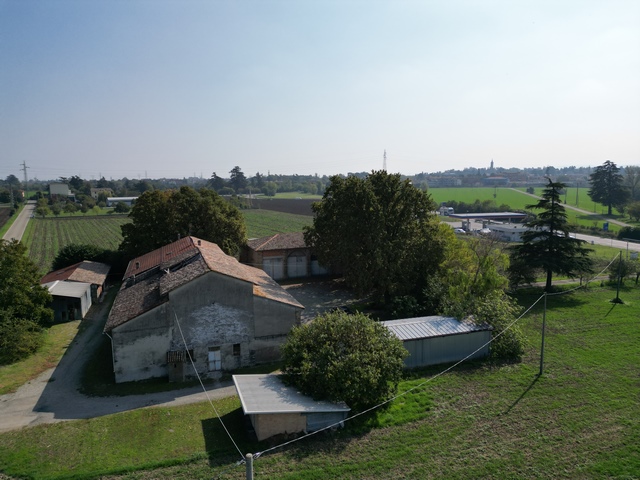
[
  {"x1": 242, "y1": 209, "x2": 312, "y2": 238},
  {"x1": 1, "y1": 285, "x2": 638, "y2": 479}
]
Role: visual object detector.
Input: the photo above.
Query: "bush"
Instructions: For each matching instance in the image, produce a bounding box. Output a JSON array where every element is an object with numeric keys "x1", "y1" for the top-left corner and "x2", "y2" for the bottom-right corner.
[
  {"x1": 281, "y1": 311, "x2": 407, "y2": 411},
  {"x1": 0, "y1": 311, "x2": 43, "y2": 365}
]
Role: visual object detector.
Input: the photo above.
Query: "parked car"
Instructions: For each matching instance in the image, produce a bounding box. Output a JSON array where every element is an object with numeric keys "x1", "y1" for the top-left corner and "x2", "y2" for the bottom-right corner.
[{"x1": 453, "y1": 228, "x2": 466, "y2": 234}]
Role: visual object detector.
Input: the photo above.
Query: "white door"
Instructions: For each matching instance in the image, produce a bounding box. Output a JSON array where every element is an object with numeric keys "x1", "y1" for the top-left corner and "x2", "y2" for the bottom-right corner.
[
  {"x1": 208, "y1": 348, "x2": 221, "y2": 371},
  {"x1": 263, "y1": 257, "x2": 284, "y2": 280}
]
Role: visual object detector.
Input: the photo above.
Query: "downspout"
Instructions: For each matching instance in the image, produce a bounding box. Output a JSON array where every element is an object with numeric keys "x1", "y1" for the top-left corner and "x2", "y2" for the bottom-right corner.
[{"x1": 103, "y1": 331, "x2": 116, "y2": 375}]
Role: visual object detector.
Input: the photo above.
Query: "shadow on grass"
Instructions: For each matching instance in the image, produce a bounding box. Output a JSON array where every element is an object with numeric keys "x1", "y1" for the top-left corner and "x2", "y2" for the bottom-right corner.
[{"x1": 503, "y1": 375, "x2": 540, "y2": 415}]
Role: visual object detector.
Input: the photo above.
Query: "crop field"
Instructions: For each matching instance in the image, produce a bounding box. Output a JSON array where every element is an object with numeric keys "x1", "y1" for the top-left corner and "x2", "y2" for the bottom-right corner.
[
  {"x1": 242, "y1": 209, "x2": 312, "y2": 238},
  {"x1": 22, "y1": 216, "x2": 130, "y2": 274},
  {"x1": 0, "y1": 206, "x2": 11, "y2": 231}
]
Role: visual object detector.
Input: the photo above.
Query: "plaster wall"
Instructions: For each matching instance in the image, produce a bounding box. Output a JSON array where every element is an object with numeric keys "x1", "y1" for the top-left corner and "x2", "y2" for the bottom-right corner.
[{"x1": 252, "y1": 413, "x2": 307, "y2": 441}]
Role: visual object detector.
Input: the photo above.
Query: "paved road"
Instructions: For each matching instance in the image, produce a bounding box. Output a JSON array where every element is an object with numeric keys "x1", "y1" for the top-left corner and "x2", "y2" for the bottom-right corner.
[{"x1": 2, "y1": 200, "x2": 36, "y2": 242}]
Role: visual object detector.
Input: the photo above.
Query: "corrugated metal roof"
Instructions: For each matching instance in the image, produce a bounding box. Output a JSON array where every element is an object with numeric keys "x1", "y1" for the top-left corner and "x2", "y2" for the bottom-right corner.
[
  {"x1": 382, "y1": 316, "x2": 491, "y2": 341},
  {"x1": 44, "y1": 280, "x2": 91, "y2": 299},
  {"x1": 233, "y1": 374, "x2": 350, "y2": 415}
]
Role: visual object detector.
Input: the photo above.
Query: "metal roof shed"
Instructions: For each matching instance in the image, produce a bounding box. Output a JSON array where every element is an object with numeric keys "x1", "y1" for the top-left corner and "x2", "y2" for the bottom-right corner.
[
  {"x1": 382, "y1": 316, "x2": 492, "y2": 368},
  {"x1": 233, "y1": 374, "x2": 350, "y2": 441}
]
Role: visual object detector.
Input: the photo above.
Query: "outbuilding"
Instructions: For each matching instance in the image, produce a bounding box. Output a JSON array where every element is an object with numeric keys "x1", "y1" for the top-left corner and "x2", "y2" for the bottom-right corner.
[
  {"x1": 42, "y1": 280, "x2": 92, "y2": 322},
  {"x1": 233, "y1": 374, "x2": 350, "y2": 441},
  {"x1": 382, "y1": 316, "x2": 493, "y2": 368}
]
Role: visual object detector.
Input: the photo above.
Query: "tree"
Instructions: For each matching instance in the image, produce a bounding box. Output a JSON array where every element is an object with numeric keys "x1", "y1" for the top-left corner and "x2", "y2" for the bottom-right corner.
[
  {"x1": 262, "y1": 181, "x2": 278, "y2": 197},
  {"x1": 208, "y1": 172, "x2": 226, "y2": 192},
  {"x1": 624, "y1": 165, "x2": 640, "y2": 201},
  {"x1": 588, "y1": 161, "x2": 629, "y2": 215},
  {"x1": 281, "y1": 310, "x2": 406, "y2": 411},
  {"x1": 511, "y1": 179, "x2": 593, "y2": 291},
  {"x1": 627, "y1": 202, "x2": 640, "y2": 222},
  {"x1": 228, "y1": 166, "x2": 247, "y2": 193},
  {"x1": 114, "y1": 201, "x2": 130, "y2": 213},
  {"x1": 119, "y1": 186, "x2": 246, "y2": 258},
  {"x1": 0, "y1": 240, "x2": 53, "y2": 364},
  {"x1": 304, "y1": 171, "x2": 447, "y2": 305},
  {"x1": 52, "y1": 243, "x2": 104, "y2": 271}
]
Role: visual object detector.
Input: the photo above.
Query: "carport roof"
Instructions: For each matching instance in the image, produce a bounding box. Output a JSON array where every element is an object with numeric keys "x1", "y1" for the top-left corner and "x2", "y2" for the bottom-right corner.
[
  {"x1": 382, "y1": 316, "x2": 492, "y2": 341},
  {"x1": 43, "y1": 280, "x2": 91, "y2": 299},
  {"x1": 233, "y1": 374, "x2": 350, "y2": 415}
]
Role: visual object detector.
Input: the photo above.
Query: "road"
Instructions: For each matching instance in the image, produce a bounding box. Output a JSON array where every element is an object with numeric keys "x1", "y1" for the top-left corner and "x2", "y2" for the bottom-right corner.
[{"x1": 2, "y1": 200, "x2": 36, "y2": 242}]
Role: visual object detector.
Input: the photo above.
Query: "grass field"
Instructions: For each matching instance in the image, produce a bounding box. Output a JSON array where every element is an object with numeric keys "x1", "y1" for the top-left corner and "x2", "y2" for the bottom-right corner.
[
  {"x1": 0, "y1": 284, "x2": 638, "y2": 479},
  {"x1": 242, "y1": 209, "x2": 311, "y2": 238},
  {"x1": 429, "y1": 187, "x2": 631, "y2": 232}
]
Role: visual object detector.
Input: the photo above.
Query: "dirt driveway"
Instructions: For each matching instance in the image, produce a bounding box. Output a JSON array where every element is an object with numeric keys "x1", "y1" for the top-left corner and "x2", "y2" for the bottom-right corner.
[{"x1": 0, "y1": 279, "x2": 362, "y2": 433}]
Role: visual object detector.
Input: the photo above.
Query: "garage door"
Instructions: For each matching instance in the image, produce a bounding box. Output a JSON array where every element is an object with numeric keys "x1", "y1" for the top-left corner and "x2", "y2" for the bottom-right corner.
[
  {"x1": 263, "y1": 257, "x2": 284, "y2": 280},
  {"x1": 287, "y1": 254, "x2": 307, "y2": 278}
]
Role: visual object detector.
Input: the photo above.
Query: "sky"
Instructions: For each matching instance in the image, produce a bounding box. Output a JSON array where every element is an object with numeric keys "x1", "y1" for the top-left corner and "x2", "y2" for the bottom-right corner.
[{"x1": 1, "y1": 0, "x2": 639, "y2": 181}]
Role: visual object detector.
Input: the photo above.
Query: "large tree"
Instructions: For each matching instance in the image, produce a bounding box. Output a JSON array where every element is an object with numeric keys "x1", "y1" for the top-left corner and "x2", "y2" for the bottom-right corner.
[
  {"x1": 304, "y1": 171, "x2": 447, "y2": 305},
  {"x1": 0, "y1": 240, "x2": 53, "y2": 364},
  {"x1": 119, "y1": 186, "x2": 246, "y2": 258},
  {"x1": 624, "y1": 165, "x2": 640, "y2": 201},
  {"x1": 511, "y1": 179, "x2": 593, "y2": 291},
  {"x1": 588, "y1": 160, "x2": 629, "y2": 215},
  {"x1": 281, "y1": 310, "x2": 406, "y2": 411},
  {"x1": 228, "y1": 166, "x2": 247, "y2": 193}
]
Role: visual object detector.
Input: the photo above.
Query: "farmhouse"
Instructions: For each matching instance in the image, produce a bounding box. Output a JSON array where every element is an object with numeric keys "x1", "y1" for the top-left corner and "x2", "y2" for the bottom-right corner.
[
  {"x1": 382, "y1": 316, "x2": 493, "y2": 368},
  {"x1": 104, "y1": 236, "x2": 304, "y2": 384},
  {"x1": 233, "y1": 374, "x2": 350, "y2": 441},
  {"x1": 90, "y1": 187, "x2": 113, "y2": 200},
  {"x1": 242, "y1": 232, "x2": 329, "y2": 280}
]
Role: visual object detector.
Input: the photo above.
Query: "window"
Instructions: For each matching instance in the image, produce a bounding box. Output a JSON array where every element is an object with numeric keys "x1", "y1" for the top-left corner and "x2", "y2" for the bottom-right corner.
[
  {"x1": 233, "y1": 344, "x2": 241, "y2": 357},
  {"x1": 208, "y1": 347, "x2": 221, "y2": 371}
]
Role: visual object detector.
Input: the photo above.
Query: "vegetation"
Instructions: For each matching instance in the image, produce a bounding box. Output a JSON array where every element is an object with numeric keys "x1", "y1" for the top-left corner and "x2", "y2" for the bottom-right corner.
[
  {"x1": 305, "y1": 171, "x2": 448, "y2": 305},
  {"x1": 281, "y1": 310, "x2": 406, "y2": 411},
  {"x1": 119, "y1": 186, "x2": 247, "y2": 258},
  {"x1": 0, "y1": 240, "x2": 53, "y2": 364},
  {"x1": 588, "y1": 160, "x2": 629, "y2": 215},
  {"x1": 241, "y1": 209, "x2": 311, "y2": 238},
  {"x1": 510, "y1": 179, "x2": 593, "y2": 291},
  {"x1": 0, "y1": 285, "x2": 638, "y2": 479}
]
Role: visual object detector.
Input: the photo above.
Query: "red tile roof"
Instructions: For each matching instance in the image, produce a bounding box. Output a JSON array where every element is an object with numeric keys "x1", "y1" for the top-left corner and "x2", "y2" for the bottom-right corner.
[
  {"x1": 105, "y1": 237, "x2": 303, "y2": 332},
  {"x1": 246, "y1": 232, "x2": 307, "y2": 252},
  {"x1": 40, "y1": 261, "x2": 110, "y2": 286}
]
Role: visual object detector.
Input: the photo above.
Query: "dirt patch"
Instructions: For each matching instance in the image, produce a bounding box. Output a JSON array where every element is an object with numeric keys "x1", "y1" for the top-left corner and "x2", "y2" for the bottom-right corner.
[{"x1": 282, "y1": 278, "x2": 366, "y2": 322}]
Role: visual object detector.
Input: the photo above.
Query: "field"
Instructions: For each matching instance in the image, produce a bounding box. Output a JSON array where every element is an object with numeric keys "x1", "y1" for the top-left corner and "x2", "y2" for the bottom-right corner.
[
  {"x1": 429, "y1": 187, "x2": 630, "y2": 232},
  {"x1": 0, "y1": 205, "x2": 12, "y2": 234},
  {"x1": 22, "y1": 210, "x2": 313, "y2": 274},
  {"x1": 22, "y1": 216, "x2": 130, "y2": 274},
  {"x1": 0, "y1": 285, "x2": 638, "y2": 479}
]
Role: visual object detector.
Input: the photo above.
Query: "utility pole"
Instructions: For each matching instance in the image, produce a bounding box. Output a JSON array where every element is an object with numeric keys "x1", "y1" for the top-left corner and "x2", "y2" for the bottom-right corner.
[
  {"x1": 539, "y1": 293, "x2": 547, "y2": 376},
  {"x1": 383, "y1": 150, "x2": 387, "y2": 171},
  {"x1": 20, "y1": 161, "x2": 29, "y2": 197},
  {"x1": 245, "y1": 453, "x2": 253, "y2": 479},
  {"x1": 575, "y1": 182, "x2": 579, "y2": 207}
]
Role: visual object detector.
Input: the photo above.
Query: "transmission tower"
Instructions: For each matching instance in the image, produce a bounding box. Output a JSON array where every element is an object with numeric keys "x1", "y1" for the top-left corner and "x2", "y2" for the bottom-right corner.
[{"x1": 20, "y1": 161, "x2": 29, "y2": 193}]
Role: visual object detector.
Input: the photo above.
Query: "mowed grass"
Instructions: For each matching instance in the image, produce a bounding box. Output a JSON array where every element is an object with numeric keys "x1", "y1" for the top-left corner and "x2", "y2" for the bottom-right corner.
[
  {"x1": 0, "y1": 320, "x2": 81, "y2": 395},
  {"x1": 0, "y1": 285, "x2": 637, "y2": 479}
]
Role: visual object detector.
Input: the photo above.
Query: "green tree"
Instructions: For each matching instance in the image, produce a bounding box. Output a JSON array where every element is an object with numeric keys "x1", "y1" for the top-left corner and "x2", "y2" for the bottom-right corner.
[
  {"x1": 262, "y1": 181, "x2": 278, "y2": 197},
  {"x1": 588, "y1": 160, "x2": 629, "y2": 215},
  {"x1": 304, "y1": 171, "x2": 447, "y2": 305},
  {"x1": 119, "y1": 187, "x2": 246, "y2": 258},
  {"x1": 511, "y1": 179, "x2": 593, "y2": 291},
  {"x1": 114, "y1": 201, "x2": 130, "y2": 213},
  {"x1": 229, "y1": 166, "x2": 247, "y2": 193},
  {"x1": 281, "y1": 310, "x2": 406, "y2": 411},
  {"x1": 52, "y1": 243, "x2": 104, "y2": 271},
  {"x1": 63, "y1": 202, "x2": 77, "y2": 214},
  {"x1": 208, "y1": 172, "x2": 226, "y2": 192},
  {"x1": 624, "y1": 165, "x2": 640, "y2": 201},
  {"x1": 0, "y1": 240, "x2": 53, "y2": 364},
  {"x1": 627, "y1": 202, "x2": 640, "y2": 222}
]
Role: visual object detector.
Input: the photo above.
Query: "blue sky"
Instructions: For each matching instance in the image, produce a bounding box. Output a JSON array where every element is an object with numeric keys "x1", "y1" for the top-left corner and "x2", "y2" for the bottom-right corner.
[{"x1": 1, "y1": 0, "x2": 639, "y2": 181}]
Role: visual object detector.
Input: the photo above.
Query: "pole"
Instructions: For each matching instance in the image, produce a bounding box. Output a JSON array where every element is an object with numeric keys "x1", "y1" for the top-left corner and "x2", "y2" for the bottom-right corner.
[
  {"x1": 539, "y1": 293, "x2": 547, "y2": 376},
  {"x1": 614, "y1": 250, "x2": 622, "y2": 304},
  {"x1": 246, "y1": 453, "x2": 254, "y2": 480}
]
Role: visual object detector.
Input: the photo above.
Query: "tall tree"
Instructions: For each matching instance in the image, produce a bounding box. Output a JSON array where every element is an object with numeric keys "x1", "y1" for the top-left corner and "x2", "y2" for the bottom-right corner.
[
  {"x1": 0, "y1": 240, "x2": 53, "y2": 364},
  {"x1": 304, "y1": 170, "x2": 447, "y2": 305},
  {"x1": 208, "y1": 172, "x2": 226, "y2": 192},
  {"x1": 588, "y1": 160, "x2": 629, "y2": 215},
  {"x1": 228, "y1": 166, "x2": 247, "y2": 193},
  {"x1": 119, "y1": 186, "x2": 246, "y2": 258},
  {"x1": 511, "y1": 179, "x2": 593, "y2": 291}
]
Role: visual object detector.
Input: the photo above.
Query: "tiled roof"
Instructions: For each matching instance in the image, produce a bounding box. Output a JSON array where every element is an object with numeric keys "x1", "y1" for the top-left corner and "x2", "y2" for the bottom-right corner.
[
  {"x1": 246, "y1": 232, "x2": 307, "y2": 252},
  {"x1": 40, "y1": 261, "x2": 110, "y2": 286},
  {"x1": 105, "y1": 237, "x2": 303, "y2": 332}
]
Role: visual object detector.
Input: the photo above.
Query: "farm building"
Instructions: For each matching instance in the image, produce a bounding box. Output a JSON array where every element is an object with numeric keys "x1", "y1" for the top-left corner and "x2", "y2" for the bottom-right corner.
[
  {"x1": 90, "y1": 187, "x2": 113, "y2": 200},
  {"x1": 233, "y1": 374, "x2": 350, "y2": 441},
  {"x1": 382, "y1": 316, "x2": 493, "y2": 368},
  {"x1": 242, "y1": 232, "x2": 329, "y2": 280},
  {"x1": 486, "y1": 223, "x2": 530, "y2": 242},
  {"x1": 105, "y1": 236, "x2": 304, "y2": 384},
  {"x1": 41, "y1": 260, "x2": 110, "y2": 302},
  {"x1": 106, "y1": 196, "x2": 137, "y2": 207},
  {"x1": 42, "y1": 280, "x2": 92, "y2": 323}
]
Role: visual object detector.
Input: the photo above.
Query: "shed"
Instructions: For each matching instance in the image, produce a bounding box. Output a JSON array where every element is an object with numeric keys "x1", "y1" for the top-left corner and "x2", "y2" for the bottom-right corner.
[
  {"x1": 42, "y1": 280, "x2": 92, "y2": 322},
  {"x1": 233, "y1": 374, "x2": 350, "y2": 441},
  {"x1": 382, "y1": 316, "x2": 492, "y2": 368}
]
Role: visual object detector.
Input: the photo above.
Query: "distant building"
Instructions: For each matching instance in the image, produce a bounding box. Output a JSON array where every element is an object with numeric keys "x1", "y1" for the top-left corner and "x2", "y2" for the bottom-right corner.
[
  {"x1": 49, "y1": 182, "x2": 72, "y2": 197},
  {"x1": 106, "y1": 196, "x2": 137, "y2": 207},
  {"x1": 482, "y1": 176, "x2": 509, "y2": 186},
  {"x1": 90, "y1": 188, "x2": 113, "y2": 200}
]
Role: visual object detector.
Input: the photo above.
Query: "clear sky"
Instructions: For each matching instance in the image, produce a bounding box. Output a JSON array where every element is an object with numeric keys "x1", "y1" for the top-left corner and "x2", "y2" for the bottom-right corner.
[{"x1": 1, "y1": 0, "x2": 639, "y2": 181}]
